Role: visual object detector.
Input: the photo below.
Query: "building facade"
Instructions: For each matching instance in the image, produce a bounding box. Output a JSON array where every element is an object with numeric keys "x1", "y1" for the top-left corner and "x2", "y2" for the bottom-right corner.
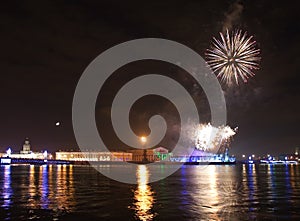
[
  {"x1": 3, "y1": 138, "x2": 49, "y2": 159},
  {"x1": 55, "y1": 151, "x2": 132, "y2": 162},
  {"x1": 129, "y1": 147, "x2": 169, "y2": 162}
]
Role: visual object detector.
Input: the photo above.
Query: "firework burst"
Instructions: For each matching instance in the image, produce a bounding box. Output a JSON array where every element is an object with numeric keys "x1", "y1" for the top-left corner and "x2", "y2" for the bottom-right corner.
[
  {"x1": 195, "y1": 123, "x2": 237, "y2": 151},
  {"x1": 206, "y1": 29, "x2": 260, "y2": 85}
]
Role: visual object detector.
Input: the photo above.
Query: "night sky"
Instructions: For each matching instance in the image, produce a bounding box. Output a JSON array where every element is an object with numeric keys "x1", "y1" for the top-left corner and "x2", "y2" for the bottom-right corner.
[{"x1": 1, "y1": 0, "x2": 299, "y2": 157}]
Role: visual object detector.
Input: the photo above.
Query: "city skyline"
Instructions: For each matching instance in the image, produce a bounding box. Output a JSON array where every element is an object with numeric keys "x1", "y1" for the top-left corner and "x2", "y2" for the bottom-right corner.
[{"x1": 0, "y1": 0, "x2": 299, "y2": 157}]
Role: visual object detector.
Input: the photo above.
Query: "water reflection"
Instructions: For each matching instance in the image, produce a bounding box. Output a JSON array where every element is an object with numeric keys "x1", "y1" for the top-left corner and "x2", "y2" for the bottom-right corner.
[
  {"x1": 1, "y1": 165, "x2": 12, "y2": 209},
  {"x1": 205, "y1": 166, "x2": 222, "y2": 221},
  {"x1": 246, "y1": 163, "x2": 257, "y2": 212},
  {"x1": 28, "y1": 165, "x2": 37, "y2": 207},
  {"x1": 207, "y1": 166, "x2": 219, "y2": 209},
  {"x1": 1, "y1": 165, "x2": 75, "y2": 215},
  {"x1": 1, "y1": 164, "x2": 300, "y2": 220},
  {"x1": 55, "y1": 164, "x2": 75, "y2": 211},
  {"x1": 133, "y1": 165, "x2": 155, "y2": 221},
  {"x1": 39, "y1": 165, "x2": 49, "y2": 209},
  {"x1": 290, "y1": 164, "x2": 296, "y2": 189},
  {"x1": 190, "y1": 166, "x2": 222, "y2": 220},
  {"x1": 284, "y1": 165, "x2": 292, "y2": 196}
]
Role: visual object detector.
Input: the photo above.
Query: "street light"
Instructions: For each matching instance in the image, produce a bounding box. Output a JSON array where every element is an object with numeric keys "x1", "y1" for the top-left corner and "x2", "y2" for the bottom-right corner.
[
  {"x1": 140, "y1": 136, "x2": 147, "y2": 144},
  {"x1": 140, "y1": 136, "x2": 148, "y2": 163}
]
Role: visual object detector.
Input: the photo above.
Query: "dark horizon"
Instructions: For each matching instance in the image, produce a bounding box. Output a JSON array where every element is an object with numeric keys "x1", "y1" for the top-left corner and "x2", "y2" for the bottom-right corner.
[{"x1": 0, "y1": 0, "x2": 299, "y2": 157}]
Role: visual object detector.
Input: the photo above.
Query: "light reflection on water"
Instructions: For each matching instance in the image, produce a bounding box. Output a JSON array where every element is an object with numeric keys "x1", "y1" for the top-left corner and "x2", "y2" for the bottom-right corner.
[
  {"x1": 1, "y1": 164, "x2": 300, "y2": 220},
  {"x1": 188, "y1": 166, "x2": 222, "y2": 220},
  {"x1": 133, "y1": 165, "x2": 155, "y2": 221},
  {"x1": 206, "y1": 166, "x2": 219, "y2": 214},
  {"x1": 2, "y1": 165, "x2": 12, "y2": 209},
  {"x1": 0, "y1": 164, "x2": 76, "y2": 220}
]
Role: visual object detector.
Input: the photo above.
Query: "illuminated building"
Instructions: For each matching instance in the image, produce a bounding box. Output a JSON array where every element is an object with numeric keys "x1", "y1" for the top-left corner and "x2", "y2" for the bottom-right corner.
[
  {"x1": 55, "y1": 151, "x2": 132, "y2": 162},
  {"x1": 129, "y1": 147, "x2": 169, "y2": 162},
  {"x1": 2, "y1": 138, "x2": 50, "y2": 159},
  {"x1": 20, "y1": 138, "x2": 31, "y2": 154}
]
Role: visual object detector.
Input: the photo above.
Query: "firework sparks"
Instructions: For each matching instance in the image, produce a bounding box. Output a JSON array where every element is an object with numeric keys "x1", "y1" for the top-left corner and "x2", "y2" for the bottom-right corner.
[
  {"x1": 195, "y1": 123, "x2": 237, "y2": 151},
  {"x1": 206, "y1": 29, "x2": 260, "y2": 85}
]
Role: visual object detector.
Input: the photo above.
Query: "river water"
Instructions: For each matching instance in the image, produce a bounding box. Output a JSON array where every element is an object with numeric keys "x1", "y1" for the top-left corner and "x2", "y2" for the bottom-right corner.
[{"x1": 0, "y1": 164, "x2": 300, "y2": 220}]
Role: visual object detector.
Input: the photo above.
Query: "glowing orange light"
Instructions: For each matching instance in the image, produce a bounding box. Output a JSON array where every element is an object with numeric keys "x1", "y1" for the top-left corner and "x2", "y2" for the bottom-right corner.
[{"x1": 140, "y1": 136, "x2": 147, "y2": 144}]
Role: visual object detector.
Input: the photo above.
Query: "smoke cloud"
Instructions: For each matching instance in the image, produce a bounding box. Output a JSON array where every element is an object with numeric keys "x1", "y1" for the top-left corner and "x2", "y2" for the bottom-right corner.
[{"x1": 222, "y1": 0, "x2": 244, "y2": 32}]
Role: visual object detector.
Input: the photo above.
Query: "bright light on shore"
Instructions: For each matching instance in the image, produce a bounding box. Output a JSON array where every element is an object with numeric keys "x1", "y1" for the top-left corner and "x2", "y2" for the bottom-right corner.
[
  {"x1": 140, "y1": 136, "x2": 147, "y2": 144},
  {"x1": 6, "y1": 148, "x2": 12, "y2": 156}
]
